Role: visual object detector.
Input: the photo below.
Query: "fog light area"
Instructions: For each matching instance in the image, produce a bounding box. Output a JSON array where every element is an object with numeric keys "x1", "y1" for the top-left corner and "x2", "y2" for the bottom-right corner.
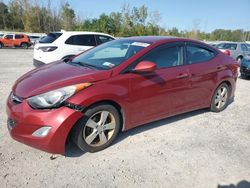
[{"x1": 32, "y1": 126, "x2": 52, "y2": 137}]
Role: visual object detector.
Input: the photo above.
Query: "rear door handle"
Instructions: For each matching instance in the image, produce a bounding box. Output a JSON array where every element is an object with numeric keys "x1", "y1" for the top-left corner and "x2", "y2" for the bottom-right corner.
[{"x1": 176, "y1": 73, "x2": 189, "y2": 79}]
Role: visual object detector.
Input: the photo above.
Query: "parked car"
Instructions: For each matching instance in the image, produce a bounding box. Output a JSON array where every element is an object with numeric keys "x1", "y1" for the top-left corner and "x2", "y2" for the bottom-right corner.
[
  {"x1": 246, "y1": 43, "x2": 250, "y2": 50},
  {"x1": 29, "y1": 35, "x2": 43, "y2": 45},
  {"x1": 240, "y1": 58, "x2": 250, "y2": 78},
  {"x1": 0, "y1": 34, "x2": 32, "y2": 49},
  {"x1": 33, "y1": 31, "x2": 115, "y2": 67},
  {"x1": 7, "y1": 36, "x2": 238, "y2": 154},
  {"x1": 216, "y1": 42, "x2": 250, "y2": 62}
]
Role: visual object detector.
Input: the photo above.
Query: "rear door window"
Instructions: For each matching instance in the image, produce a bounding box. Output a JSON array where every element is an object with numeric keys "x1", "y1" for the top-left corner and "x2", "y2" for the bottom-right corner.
[
  {"x1": 39, "y1": 32, "x2": 62, "y2": 43},
  {"x1": 65, "y1": 35, "x2": 96, "y2": 46},
  {"x1": 186, "y1": 45, "x2": 215, "y2": 64},
  {"x1": 15, "y1": 35, "x2": 24, "y2": 39}
]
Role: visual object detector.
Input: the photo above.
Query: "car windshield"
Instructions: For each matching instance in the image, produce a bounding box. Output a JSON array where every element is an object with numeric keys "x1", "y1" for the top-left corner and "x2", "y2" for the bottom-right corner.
[
  {"x1": 217, "y1": 43, "x2": 237, "y2": 50},
  {"x1": 70, "y1": 39, "x2": 151, "y2": 70},
  {"x1": 39, "y1": 32, "x2": 62, "y2": 43}
]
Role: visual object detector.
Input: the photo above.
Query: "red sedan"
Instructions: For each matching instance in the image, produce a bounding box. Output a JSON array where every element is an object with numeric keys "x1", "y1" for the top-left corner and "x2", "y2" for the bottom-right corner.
[{"x1": 6, "y1": 36, "x2": 238, "y2": 154}]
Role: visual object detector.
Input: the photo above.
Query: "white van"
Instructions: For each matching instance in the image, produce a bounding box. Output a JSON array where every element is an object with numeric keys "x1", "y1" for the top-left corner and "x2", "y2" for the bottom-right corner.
[{"x1": 33, "y1": 31, "x2": 115, "y2": 67}]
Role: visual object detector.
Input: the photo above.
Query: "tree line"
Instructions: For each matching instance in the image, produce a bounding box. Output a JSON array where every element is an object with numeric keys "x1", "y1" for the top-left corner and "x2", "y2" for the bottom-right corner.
[{"x1": 0, "y1": 0, "x2": 249, "y2": 41}]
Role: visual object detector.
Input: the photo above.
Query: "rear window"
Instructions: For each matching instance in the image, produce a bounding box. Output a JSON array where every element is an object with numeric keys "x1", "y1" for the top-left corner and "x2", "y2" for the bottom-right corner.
[
  {"x1": 39, "y1": 32, "x2": 62, "y2": 43},
  {"x1": 217, "y1": 43, "x2": 237, "y2": 50}
]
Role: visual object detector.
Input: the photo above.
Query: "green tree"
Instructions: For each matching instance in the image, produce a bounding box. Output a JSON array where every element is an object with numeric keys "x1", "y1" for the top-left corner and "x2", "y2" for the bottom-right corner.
[
  {"x1": 61, "y1": 2, "x2": 75, "y2": 30},
  {"x1": 0, "y1": 1, "x2": 9, "y2": 29},
  {"x1": 8, "y1": 0, "x2": 24, "y2": 30}
]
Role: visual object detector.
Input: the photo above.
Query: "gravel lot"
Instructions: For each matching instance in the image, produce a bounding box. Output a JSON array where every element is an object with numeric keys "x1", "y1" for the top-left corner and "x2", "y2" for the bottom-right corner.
[{"x1": 0, "y1": 49, "x2": 250, "y2": 188}]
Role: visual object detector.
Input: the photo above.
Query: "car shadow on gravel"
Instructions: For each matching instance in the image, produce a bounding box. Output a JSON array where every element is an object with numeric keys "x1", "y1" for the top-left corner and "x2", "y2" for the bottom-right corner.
[
  {"x1": 217, "y1": 180, "x2": 250, "y2": 188},
  {"x1": 65, "y1": 108, "x2": 209, "y2": 158}
]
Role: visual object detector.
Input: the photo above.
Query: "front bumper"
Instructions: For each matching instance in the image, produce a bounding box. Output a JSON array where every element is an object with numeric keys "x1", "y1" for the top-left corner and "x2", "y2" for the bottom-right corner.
[{"x1": 6, "y1": 94, "x2": 83, "y2": 154}]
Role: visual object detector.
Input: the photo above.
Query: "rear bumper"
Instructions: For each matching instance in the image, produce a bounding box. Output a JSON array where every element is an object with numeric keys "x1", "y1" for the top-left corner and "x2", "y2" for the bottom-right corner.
[{"x1": 33, "y1": 58, "x2": 45, "y2": 67}]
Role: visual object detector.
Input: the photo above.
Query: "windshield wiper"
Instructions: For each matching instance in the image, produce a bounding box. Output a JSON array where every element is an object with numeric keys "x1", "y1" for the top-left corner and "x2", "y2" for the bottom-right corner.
[
  {"x1": 78, "y1": 62, "x2": 101, "y2": 70},
  {"x1": 65, "y1": 60, "x2": 101, "y2": 70}
]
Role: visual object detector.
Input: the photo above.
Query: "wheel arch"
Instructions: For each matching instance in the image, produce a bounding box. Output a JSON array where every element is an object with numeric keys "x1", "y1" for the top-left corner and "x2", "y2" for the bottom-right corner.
[
  {"x1": 82, "y1": 100, "x2": 125, "y2": 131},
  {"x1": 209, "y1": 79, "x2": 233, "y2": 106},
  {"x1": 236, "y1": 55, "x2": 243, "y2": 60},
  {"x1": 65, "y1": 99, "x2": 126, "y2": 152}
]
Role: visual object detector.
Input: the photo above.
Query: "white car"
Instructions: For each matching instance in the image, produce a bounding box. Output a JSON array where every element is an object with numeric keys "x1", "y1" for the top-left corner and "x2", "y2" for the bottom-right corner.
[{"x1": 33, "y1": 31, "x2": 115, "y2": 67}]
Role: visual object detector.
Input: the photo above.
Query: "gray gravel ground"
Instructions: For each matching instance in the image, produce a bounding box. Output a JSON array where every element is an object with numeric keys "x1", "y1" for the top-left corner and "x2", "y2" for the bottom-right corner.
[{"x1": 0, "y1": 49, "x2": 250, "y2": 188}]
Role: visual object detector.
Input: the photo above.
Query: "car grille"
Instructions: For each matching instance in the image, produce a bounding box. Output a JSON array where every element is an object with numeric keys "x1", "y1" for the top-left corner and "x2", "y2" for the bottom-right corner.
[
  {"x1": 10, "y1": 92, "x2": 23, "y2": 104},
  {"x1": 7, "y1": 118, "x2": 17, "y2": 130}
]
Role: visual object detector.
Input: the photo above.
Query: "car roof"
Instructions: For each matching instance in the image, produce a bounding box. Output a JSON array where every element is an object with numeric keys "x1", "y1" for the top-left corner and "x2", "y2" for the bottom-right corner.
[
  {"x1": 218, "y1": 42, "x2": 247, "y2": 45},
  {"x1": 57, "y1": 31, "x2": 114, "y2": 38},
  {"x1": 120, "y1": 36, "x2": 206, "y2": 45}
]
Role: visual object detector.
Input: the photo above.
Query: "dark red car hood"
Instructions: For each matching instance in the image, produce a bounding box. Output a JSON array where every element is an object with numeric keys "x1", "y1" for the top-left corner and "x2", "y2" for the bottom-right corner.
[{"x1": 13, "y1": 61, "x2": 112, "y2": 98}]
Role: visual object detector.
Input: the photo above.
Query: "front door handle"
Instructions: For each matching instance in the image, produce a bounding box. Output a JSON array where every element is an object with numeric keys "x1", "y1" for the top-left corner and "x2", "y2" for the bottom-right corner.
[
  {"x1": 176, "y1": 73, "x2": 189, "y2": 79},
  {"x1": 216, "y1": 65, "x2": 223, "y2": 69}
]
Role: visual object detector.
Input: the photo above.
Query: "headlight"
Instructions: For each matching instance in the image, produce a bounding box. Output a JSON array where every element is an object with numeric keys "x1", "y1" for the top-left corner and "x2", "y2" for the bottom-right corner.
[{"x1": 27, "y1": 83, "x2": 92, "y2": 109}]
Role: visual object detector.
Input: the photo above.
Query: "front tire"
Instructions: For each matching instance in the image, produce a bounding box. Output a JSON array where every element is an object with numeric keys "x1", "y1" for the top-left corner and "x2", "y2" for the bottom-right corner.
[
  {"x1": 236, "y1": 56, "x2": 243, "y2": 63},
  {"x1": 210, "y1": 83, "x2": 230, "y2": 112},
  {"x1": 0, "y1": 42, "x2": 3, "y2": 48},
  {"x1": 71, "y1": 104, "x2": 121, "y2": 152}
]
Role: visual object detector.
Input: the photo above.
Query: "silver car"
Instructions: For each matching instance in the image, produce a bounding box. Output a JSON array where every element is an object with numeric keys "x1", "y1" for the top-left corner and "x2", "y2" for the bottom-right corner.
[{"x1": 216, "y1": 42, "x2": 250, "y2": 62}]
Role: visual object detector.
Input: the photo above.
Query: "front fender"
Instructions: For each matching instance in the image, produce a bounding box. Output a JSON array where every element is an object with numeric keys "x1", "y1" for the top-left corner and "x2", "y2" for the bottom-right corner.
[{"x1": 67, "y1": 80, "x2": 131, "y2": 129}]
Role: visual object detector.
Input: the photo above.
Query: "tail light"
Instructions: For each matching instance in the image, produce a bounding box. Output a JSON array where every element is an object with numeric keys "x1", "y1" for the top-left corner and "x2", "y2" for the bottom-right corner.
[
  {"x1": 38, "y1": 46, "x2": 58, "y2": 52},
  {"x1": 224, "y1": 50, "x2": 230, "y2": 56}
]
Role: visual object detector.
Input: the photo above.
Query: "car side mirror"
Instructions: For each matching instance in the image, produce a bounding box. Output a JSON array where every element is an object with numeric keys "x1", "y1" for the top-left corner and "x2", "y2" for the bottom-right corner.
[
  {"x1": 4, "y1": 36, "x2": 8, "y2": 39},
  {"x1": 132, "y1": 61, "x2": 157, "y2": 73}
]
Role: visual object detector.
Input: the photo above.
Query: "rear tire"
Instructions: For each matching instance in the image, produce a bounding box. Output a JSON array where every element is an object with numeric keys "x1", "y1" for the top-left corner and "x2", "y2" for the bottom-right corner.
[
  {"x1": 71, "y1": 104, "x2": 121, "y2": 152},
  {"x1": 20, "y1": 43, "x2": 28, "y2": 49},
  {"x1": 210, "y1": 83, "x2": 230, "y2": 112}
]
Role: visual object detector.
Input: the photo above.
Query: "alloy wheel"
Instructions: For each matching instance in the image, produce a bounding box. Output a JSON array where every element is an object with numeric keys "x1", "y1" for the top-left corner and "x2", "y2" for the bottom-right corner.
[
  {"x1": 214, "y1": 86, "x2": 228, "y2": 109},
  {"x1": 83, "y1": 110, "x2": 116, "y2": 147}
]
